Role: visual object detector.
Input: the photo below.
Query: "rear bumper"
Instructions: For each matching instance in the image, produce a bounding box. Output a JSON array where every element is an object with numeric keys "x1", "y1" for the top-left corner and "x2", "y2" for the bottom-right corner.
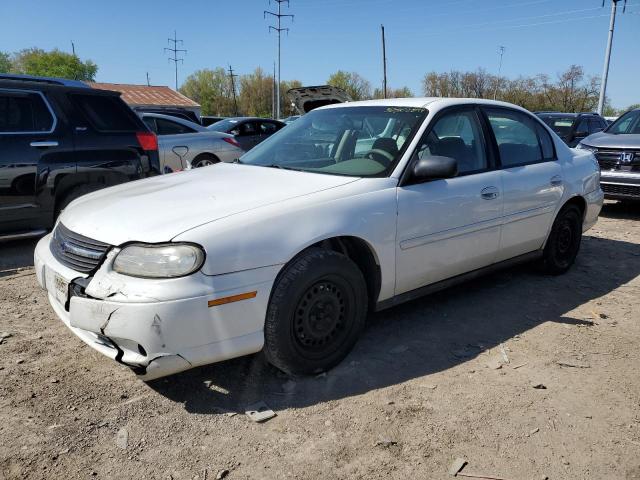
[
  {"x1": 600, "y1": 171, "x2": 640, "y2": 200},
  {"x1": 34, "y1": 234, "x2": 279, "y2": 380}
]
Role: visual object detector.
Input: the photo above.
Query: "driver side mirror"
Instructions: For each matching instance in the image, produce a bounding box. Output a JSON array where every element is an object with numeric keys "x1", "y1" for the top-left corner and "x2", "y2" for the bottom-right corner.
[
  {"x1": 412, "y1": 155, "x2": 458, "y2": 182},
  {"x1": 574, "y1": 130, "x2": 588, "y2": 138}
]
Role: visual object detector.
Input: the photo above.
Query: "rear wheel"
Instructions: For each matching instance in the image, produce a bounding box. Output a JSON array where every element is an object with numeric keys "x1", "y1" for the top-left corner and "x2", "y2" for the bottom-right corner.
[
  {"x1": 264, "y1": 248, "x2": 368, "y2": 375},
  {"x1": 56, "y1": 184, "x2": 105, "y2": 218},
  {"x1": 191, "y1": 154, "x2": 219, "y2": 168},
  {"x1": 539, "y1": 204, "x2": 583, "y2": 275}
]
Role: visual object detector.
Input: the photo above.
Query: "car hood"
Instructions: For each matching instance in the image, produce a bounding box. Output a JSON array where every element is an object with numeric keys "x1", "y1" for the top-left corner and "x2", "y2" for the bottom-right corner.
[
  {"x1": 59, "y1": 163, "x2": 359, "y2": 246},
  {"x1": 582, "y1": 132, "x2": 640, "y2": 149},
  {"x1": 287, "y1": 85, "x2": 352, "y2": 114}
]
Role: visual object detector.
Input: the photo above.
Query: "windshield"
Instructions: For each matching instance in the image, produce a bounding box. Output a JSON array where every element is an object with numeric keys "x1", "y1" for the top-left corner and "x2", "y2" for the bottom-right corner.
[
  {"x1": 207, "y1": 118, "x2": 240, "y2": 132},
  {"x1": 539, "y1": 115, "x2": 576, "y2": 136},
  {"x1": 607, "y1": 110, "x2": 640, "y2": 134},
  {"x1": 238, "y1": 106, "x2": 427, "y2": 177}
]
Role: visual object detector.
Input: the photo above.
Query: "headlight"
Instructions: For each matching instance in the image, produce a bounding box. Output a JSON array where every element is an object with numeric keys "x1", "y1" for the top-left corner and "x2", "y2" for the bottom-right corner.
[
  {"x1": 576, "y1": 143, "x2": 597, "y2": 153},
  {"x1": 113, "y1": 243, "x2": 205, "y2": 278}
]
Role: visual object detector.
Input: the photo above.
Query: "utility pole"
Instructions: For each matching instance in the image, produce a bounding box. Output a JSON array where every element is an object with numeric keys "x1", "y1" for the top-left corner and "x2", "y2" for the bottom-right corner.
[
  {"x1": 597, "y1": 0, "x2": 626, "y2": 115},
  {"x1": 146, "y1": 72, "x2": 151, "y2": 86},
  {"x1": 272, "y1": 62, "x2": 276, "y2": 118},
  {"x1": 381, "y1": 25, "x2": 387, "y2": 99},
  {"x1": 265, "y1": 0, "x2": 294, "y2": 120},
  {"x1": 228, "y1": 65, "x2": 239, "y2": 116},
  {"x1": 164, "y1": 31, "x2": 186, "y2": 90},
  {"x1": 71, "y1": 41, "x2": 76, "y2": 57},
  {"x1": 493, "y1": 46, "x2": 506, "y2": 100}
]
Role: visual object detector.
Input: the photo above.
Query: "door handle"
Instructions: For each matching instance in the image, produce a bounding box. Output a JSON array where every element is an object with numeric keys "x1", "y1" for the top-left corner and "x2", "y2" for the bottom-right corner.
[
  {"x1": 550, "y1": 175, "x2": 563, "y2": 186},
  {"x1": 30, "y1": 141, "x2": 59, "y2": 148},
  {"x1": 481, "y1": 187, "x2": 499, "y2": 200}
]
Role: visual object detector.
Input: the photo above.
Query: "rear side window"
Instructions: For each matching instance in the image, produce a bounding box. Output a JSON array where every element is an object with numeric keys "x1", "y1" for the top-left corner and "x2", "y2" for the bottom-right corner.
[
  {"x1": 485, "y1": 108, "x2": 544, "y2": 167},
  {"x1": 71, "y1": 94, "x2": 139, "y2": 132},
  {"x1": 260, "y1": 122, "x2": 278, "y2": 134},
  {"x1": 0, "y1": 91, "x2": 54, "y2": 133},
  {"x1": 155, "y1": 118, "x2": 195, "y2": 135},
  {"x1": 535, "y1": 124, "x2": 555, "y2": 160}
]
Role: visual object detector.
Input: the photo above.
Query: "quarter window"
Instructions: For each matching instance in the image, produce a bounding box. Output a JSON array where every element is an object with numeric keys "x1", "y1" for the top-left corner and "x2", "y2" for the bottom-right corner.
[
  {"x1": 72, "y1": 94, "x2": 139, "y2": 132},
  {"x1": 0, "y1": 91, "x2": 54, "y2": 133},
  {"x1": 485, "y1": 108, "x2": 544, "y2": 167},
  {"x1": 415, "y1": 109, "x2": 488, "y2": 174},
  {"x1": 155, "y1": 118, "x2": 194, "y2": 135}
]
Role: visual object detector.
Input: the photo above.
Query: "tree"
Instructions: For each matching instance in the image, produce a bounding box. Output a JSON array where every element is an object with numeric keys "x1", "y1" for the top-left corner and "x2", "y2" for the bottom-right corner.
[
  {"x1": 279, "y1": 79, "x2": 302, "y2": 117},
  {"x1": 373, "y1": 86, "x2": 413, "y2": 99},
  {"x1": 327, "y1": 71, "x2": 372, "y2": 101},
  {"x1": 180, "y1": 68, "x2": 236, "y2": 116},
  {"x1": 238, "y1": 67, "x2": 273, "y2": 117},
  {"x1": 0, "y1": 52, "x2": 11, "y2": 73},
  {"x1": 11, "y1": 48, "x2": 97, "y2": 81}
]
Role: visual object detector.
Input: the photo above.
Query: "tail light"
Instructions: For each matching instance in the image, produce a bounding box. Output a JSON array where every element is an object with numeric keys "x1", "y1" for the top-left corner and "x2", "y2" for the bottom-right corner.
[
  {"x1": 223, "y1": 137, "x2": 241, "y2": 148},
  {"x1": 136, "y1": 131, "x2": 158, "y2": 151}
]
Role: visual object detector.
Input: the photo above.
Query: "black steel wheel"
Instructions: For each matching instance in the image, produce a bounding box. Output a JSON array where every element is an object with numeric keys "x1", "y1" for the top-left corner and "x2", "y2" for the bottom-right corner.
[
  {"x1": 539, "y1": 204, "x2": 583, "y2": 275},
  {"x1": 264, "y1": 248, "x2": 368, "y2": 375}
]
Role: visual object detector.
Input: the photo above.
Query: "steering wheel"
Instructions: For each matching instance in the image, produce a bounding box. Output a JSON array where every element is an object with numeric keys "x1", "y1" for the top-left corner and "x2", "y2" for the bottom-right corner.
[{"x1": 364, "y1": 148, "x2": 395, "y2": 166}]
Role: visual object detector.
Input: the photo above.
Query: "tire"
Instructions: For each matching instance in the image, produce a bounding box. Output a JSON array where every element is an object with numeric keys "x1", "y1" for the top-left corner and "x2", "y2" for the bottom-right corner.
[
  {"x1": 539, "y1": 204, "x2": 583, "y2": 275},
  {"x1": 264, "y1": 248, "x2": 368, "y2": 375},
  {"x1": 191, "y1": 154, "x2": 219, "y2": 168},
  {"x1": 56, "y1": 184, "x2": 105, "y2": 218}
]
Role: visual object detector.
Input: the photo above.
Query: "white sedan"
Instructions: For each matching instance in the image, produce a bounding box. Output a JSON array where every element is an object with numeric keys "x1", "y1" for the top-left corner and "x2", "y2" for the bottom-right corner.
[{"x1": 34, "y1": 98, "x2": 603, "y2": 380}]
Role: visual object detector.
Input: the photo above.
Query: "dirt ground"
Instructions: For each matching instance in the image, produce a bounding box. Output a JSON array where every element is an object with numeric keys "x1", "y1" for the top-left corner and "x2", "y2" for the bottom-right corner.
[{"x1": 1, "y1": 201, "x2": 639, "y2": 480}]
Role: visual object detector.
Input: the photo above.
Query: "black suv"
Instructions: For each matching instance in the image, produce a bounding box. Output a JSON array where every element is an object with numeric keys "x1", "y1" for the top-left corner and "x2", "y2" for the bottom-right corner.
[
  {"x1": 0, "y1": 75, "x2": 160, "y2": 240},
  {"x1": 536, "y1": 112, "x2": 608, "y2": 147}
]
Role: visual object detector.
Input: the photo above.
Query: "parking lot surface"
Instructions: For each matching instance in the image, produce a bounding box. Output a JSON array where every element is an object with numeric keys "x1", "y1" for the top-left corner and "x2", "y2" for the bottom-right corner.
[{"x1": 1, "y1": 202, "x2": 639, "y2": 480}]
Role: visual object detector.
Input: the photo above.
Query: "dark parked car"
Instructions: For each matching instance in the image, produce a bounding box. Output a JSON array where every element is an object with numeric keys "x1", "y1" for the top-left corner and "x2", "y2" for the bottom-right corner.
[
  {"x1": 536, "y1": 112, "x2": 608, "y2": 147},
  {"x1": 207, "y1": 117, "x2": 285, "y2": 151},
  {"x1": 576, "y1": 108, "x2": 640, "y2": 202},
  {"x1": 0, "y1": 75, "x2": 159, "y2": 241},
  {"x1": 200, "y1": 115, "x2": 226, "y2": 127}
]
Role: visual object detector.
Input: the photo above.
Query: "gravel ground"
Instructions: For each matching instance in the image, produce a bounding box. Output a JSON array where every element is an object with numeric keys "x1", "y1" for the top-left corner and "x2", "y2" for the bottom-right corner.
[{"x1": 1, "y1": 201, "x2": 639, "y2": 480}]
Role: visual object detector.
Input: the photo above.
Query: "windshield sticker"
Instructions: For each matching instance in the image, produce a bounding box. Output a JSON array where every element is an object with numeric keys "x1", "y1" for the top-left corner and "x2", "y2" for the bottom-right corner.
[{"x1": 385, "y1": 107, "x2": 425, "y2": 113}]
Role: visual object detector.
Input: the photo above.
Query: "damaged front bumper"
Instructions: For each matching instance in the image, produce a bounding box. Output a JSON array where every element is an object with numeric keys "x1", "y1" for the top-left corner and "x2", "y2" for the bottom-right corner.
[{"x1": 34, "y1": 234, "x2": 279, "y2": 380}]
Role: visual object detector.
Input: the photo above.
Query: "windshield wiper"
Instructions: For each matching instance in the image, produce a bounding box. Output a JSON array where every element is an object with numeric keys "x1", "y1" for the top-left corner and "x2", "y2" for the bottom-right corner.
[{"x1": 264, "y1": 164, "x2": 299, "y2": 171}]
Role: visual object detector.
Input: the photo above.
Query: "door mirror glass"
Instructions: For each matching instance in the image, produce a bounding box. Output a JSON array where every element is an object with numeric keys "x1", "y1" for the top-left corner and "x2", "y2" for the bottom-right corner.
[{"x1": 412, "y1": 155, "x2": 458, "y2": 181}]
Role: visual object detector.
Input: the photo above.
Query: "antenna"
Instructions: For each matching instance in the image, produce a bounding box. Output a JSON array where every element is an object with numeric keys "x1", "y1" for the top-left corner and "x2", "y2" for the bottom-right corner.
[
  {"x1": 381, "y1": 25, "x2": 387, "y2": 99},
  {"x1": 265, "y1": 0, "x2": 294, "y2": 119},
  {"x1": 164, "y1": 30, "x2": 186, "y2": 90},
  {"x1": 493, "y1": 45, "x2": 506, "y2": 100}
]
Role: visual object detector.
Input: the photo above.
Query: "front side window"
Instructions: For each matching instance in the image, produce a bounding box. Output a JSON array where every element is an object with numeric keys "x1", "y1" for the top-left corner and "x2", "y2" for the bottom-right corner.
[
  {"x1": 239, "y1": 106, "x2": 427, "y2": 177},
  {"x1": 575, "y1": 119, "x2": 589, "y2": 135},
  {"x1": 0, "y1": 91, "x2": 54, "y2": 133},
  {"x1": 485, "y1": 108, "x2": 544, "y2": 167},
  {"x1": 607, "y1": 110, "x2": 640, "y2": 134},
  {"x1": 414, "y1": 109, "x2": 488, "y2": 175},
  {"x1": 260, "y1": 122, "x2": 278, "y2": 134}
]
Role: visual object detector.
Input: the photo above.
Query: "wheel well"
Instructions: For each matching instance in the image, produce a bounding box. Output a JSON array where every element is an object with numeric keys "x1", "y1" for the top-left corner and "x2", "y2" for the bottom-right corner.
[
  {"x1": 563, "y1": 195, "x2": 586, "y2": 219},
  {"x1": 310, "y1": 236, "x2": 382, "y2": 309}
]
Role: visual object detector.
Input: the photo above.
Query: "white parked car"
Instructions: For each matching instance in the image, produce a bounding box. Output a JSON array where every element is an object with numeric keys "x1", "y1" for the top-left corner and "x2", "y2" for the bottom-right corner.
[{"x1": 34, "y1": 98, "x2": 603, "y2": 380}]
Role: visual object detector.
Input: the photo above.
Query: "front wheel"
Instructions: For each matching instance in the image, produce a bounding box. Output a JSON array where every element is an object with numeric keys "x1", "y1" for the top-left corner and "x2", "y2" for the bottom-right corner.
[
  {"x1": 264, "y1": 248, "x2": 368, "y2": 375},
  {"x1": 539, "y1": 204, "x2": 583, "y2": 275}
]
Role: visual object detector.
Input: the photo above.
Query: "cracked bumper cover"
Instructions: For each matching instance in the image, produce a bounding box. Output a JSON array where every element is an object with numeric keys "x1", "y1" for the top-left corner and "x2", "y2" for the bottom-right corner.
[{"x1": 34, "y1": 233, "x2": 280, "y2": 380}]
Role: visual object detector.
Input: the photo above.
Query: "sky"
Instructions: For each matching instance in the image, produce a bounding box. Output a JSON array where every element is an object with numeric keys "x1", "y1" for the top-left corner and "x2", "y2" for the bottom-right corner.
[{"x1": 1, "y1": 0, "x2": 639, "y2": 109}]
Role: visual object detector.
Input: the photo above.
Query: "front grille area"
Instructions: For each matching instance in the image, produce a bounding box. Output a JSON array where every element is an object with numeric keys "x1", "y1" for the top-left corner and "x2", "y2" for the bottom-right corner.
[
  {"x1": 50, "y1": 223, "x2": 111, "y2": 273},
  {"x1": 595, "y1": 149, "x2": 640, "y2": 172},
  {"x1": 601, "y1": 183, "x2": 640, "y2": 198}
]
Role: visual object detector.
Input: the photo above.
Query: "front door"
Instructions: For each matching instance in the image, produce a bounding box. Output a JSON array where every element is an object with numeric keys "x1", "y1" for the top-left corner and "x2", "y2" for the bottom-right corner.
[
  {"x1": 481, "y1": 107, "x2": 564, "y2": 262},
  {"x1": 0, "y1": 89, "x2": 66, "y2": 234},
  {"x1": 396, "y1": 107, "x2": 503, "y2": 295}
]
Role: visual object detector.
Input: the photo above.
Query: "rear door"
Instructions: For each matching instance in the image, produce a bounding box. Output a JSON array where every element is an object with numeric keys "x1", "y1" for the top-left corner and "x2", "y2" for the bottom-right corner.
[
  {"x1": 0, "y1": 88, "x2": 70, "y2": 233},
  {"x1": 153, "y1": 116, "x2": 200, "y2": 171},
  {"x1": 396, "y1": 106, "x2": 503, "y2": 294},
  {"x1": 68, "y1": 92, "x2": 151, "y2": 183},
  {"x1": 481, "y1": 107, "x2": 563, "y2": 262}
]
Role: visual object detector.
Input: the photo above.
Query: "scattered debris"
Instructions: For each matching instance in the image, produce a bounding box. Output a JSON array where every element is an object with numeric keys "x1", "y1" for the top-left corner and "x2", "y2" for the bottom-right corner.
[
  {"x1": 116, "y1": 428, "x2": 128, "y2": 449},
  {"x1": 245, "y1": 402, "x2": 276, "y2": 423},
  {"x1": 50, "y1": 378, "x2": 59, "y2": 383},
  {"x1": 374, "y1": 438, "x2": 397, "y2": 447},
  {"x1": 512, "y1": 363, "x2": 528, "y2": 369},
  {"x1": 499, "y1": 344, "x2": 509, "y2": 364},
  {"x1": 215, "y1": 469, "x2": 229, "y2": 480},
  {"x1": 529, "y1": 427, "x2": 540, "y2": 435},
  {"x1": 16, "y1": 359, "x2": 24, "y2": 364},
  {"x1": 0, "y1": 332, "x2": 12, "y2": 344},
  {"x1": 556, "y1": 361, "x2": 591, "y2": 369},
  {"x1": 449, "y1": 457, "x2": 468, "y2": 476},
  {"x1": 532, "y1": 383, "x2": 547, "y2": 390}
]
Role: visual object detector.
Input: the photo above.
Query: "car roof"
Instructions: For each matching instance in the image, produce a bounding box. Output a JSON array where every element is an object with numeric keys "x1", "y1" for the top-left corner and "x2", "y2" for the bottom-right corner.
[
  {"x1": 0, "y1": 73, "x2": 89, "y2": 88},
  {"x1": 224, "y1": 117, "x2": 284, "y2": 123},
  {"x1": 316, "y1": 97, "x2": 538, "y2": 115},
  {"x1": 141, "y1": 112, "x2": 206, "y2": 131},
  {"x1": 0, "y1": 78, "x2": 120, "y2": 96}
]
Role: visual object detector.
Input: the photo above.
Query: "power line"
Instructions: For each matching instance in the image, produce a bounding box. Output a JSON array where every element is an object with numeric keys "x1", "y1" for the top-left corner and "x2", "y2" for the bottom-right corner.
[
  {"x1": 265, "y1": 0, "x2": 294, "y2": 120},
  {"x1": 164, "y1": 30, "x2": 186, "y2": 90},
  {"x1": 228, "y1": 65, "x2": 239, "y2": 116}
]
